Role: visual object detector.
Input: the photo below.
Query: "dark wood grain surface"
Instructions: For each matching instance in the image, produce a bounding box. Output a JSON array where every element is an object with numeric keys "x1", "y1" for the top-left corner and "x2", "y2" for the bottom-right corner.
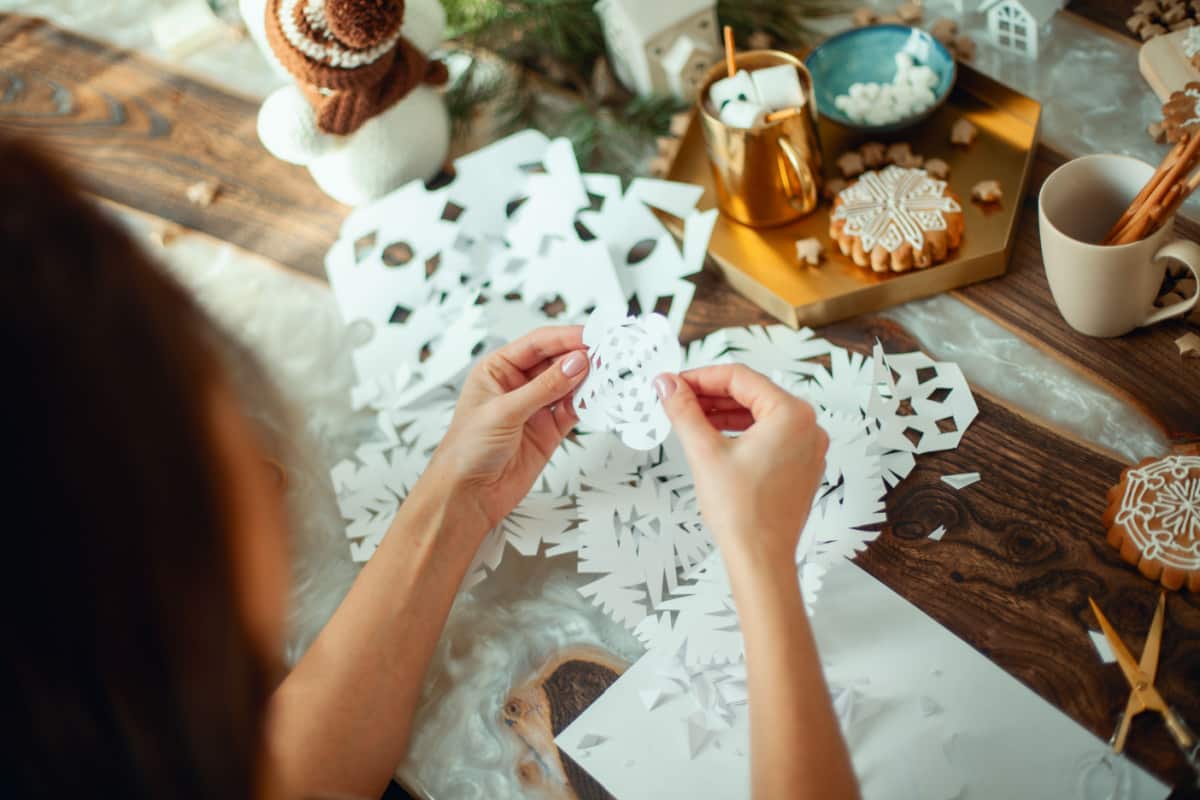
[
  {"x1": 1067, "y1": 0, "x2": 1137, "y2": 39},
  {"x1": 0, "y1": 15, "x2": 344, "y2": 277},
  {"x1": 954, "y1": 150, "x2": 1200, "y2": 447},
  {"x1": 822, "y1": 316, "x2": 1200, "y2": 787},
  {"x1": 3, "y1": 11, "x2": 1199, "y2": 791}
]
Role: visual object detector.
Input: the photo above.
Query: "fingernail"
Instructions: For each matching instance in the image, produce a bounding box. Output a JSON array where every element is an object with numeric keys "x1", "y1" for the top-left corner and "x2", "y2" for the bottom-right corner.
[
  {"x1": 654, "y1": 375, "x2": 675, "y2": 400},
  {"x1": 561, "y1": 351, "x2": 587, "y2": 377}
]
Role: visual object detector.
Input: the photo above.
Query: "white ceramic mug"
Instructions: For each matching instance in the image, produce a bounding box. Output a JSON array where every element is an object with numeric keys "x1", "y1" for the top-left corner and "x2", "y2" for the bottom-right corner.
[{"x1": 1038, "y1": 154, "x2": 1200, "y2": 338}]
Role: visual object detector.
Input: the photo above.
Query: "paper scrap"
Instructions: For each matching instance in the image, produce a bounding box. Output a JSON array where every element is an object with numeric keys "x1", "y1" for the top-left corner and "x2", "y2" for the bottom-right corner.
[
  {"x1": 941, "y1": 472, "x2": 981, "y2": 490},
  {"x1": 1176, "y1": 332, "x2": 1200, "y2": 358},
  {"x1": 928, "y1": 525, "x2": 948, "y2": 541},
  {"x1": 1089, "y1": 630, "x2": 1117, "y2": 664}
]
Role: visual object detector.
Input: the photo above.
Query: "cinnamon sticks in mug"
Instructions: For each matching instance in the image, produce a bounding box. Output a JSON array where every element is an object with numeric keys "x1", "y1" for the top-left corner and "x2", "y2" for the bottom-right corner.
[{"x1": 1103, "y1": 134, "x2": 1200, "y2": 245}]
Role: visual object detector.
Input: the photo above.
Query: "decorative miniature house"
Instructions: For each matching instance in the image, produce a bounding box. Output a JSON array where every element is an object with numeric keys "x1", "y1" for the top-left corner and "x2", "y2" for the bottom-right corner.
[
  {"x1": 594, "y1": 0, "x2": 720, "y2": 100},
  {"x1": 979, "y1": 0, "x2": 1061, "y2": 59}
]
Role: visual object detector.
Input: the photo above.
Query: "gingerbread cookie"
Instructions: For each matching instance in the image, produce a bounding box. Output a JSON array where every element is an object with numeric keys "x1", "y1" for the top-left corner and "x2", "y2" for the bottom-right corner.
[
  {"x1": 1163, "y1": 82, "x2": 1200, "y2": 142},
  {"x1": 1103, "y1": 455, "x2": 1200, "y2": 592},
  {"x1": 950, "y1": 118, "x2": 978, "y2": 147},
  {"x1": 971, "y1": 180, "x2": 1003, "y2": 203},
  {"x1": 829, "y1": 165, "x2": 965, "y2": 273}
]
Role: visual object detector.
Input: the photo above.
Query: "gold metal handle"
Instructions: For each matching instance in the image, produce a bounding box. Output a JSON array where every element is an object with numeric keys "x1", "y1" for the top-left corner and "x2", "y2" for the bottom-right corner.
[
  {"x1": 1163, "y1": 707, "x2": 1200, "y2": 775},
  {"x1": 776, "y1": 136, "x2": 816, "y2": 213}
]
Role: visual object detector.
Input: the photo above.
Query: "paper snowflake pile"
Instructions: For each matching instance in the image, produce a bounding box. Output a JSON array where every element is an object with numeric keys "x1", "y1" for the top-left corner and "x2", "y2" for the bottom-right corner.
[{"x1": 325, "y1": 131, "x2": 980, "y2": 690}]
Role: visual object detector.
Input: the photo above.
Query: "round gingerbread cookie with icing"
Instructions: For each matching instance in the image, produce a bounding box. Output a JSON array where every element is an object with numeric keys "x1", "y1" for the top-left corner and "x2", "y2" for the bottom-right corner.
[
  {"x1": 829, "y1": 165, "x2": 965, "y2": 273},
  {"x1": 1103, "y1": 454, "x2": 1200, "y2": 592}
]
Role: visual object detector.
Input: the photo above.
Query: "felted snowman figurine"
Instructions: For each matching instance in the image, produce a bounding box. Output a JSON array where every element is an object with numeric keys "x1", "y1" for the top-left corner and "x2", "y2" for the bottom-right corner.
[{"x1": 240, "y1": 0, "x2": 450, "y2": 206}]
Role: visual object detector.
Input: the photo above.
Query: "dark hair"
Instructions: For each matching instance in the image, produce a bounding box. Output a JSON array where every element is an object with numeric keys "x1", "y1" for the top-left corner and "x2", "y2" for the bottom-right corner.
[{"x1": 0, "y1": 139, "x2": 273, "y2": 799}]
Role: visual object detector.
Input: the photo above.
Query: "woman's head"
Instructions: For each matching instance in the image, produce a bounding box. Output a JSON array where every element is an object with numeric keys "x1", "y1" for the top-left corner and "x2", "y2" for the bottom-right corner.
[{"x1": 0, "y1": 138, "x2": 289, "y2": 799}]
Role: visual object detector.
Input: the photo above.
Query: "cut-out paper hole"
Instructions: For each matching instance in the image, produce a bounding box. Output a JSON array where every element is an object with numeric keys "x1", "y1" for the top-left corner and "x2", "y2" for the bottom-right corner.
[
  {"x1": 381, "y1": 241, "x2": 415, "y2": 266},
  {"x1": 390, "y1": 305, "x2": 413, "y2": 324},
  {"x1": 928, "y1": 386, "x2": 952, "y2": 403},
  {"x1": 574, "y1": 306, "x2": 682, "y2": 450},
  {"x1": 354, "y1": 231, "x2": 377, "y2": 263},
  {"x1": 915, "y1": 366, "x2": 938, "y2": 384},
  {"x1": 627, "y1": 239, "x2": 658, "y2": 265},
  {"x1": 506, "y1": 197, "x2": 529, "y2": 217},
  {"x1": 441, "y1": 201, "x2": 465, "y2": 222},
  {"x1": 653, "y1": 295, "x2": 674, "y2": 318},
  {"x1": 540, "y1": 295, "x2": 567, "y2": 318},
  {"x1": 425, "y1": 255, "x2": 441, "y2": 278},
  {"x1": 935, "y1": 416, "x2": 958, "y2": 434},
  {"x1": 575, "y1": 220, "x2": 597, "y2": 241}
]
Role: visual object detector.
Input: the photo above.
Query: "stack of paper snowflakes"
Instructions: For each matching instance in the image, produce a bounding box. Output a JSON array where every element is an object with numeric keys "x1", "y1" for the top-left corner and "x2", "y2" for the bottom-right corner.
[{"x1": 326, "y1": 130, "x2": 979, "y2": 757}]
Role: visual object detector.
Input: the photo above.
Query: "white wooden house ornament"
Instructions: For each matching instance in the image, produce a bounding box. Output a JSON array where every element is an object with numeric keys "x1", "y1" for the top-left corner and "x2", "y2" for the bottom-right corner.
[
  {"x1": 594, "y1": 0, "x2": 720, "y2": 100},
  {"x1": 979, "y1": 0, "x2": 1062, "y2": 59}
]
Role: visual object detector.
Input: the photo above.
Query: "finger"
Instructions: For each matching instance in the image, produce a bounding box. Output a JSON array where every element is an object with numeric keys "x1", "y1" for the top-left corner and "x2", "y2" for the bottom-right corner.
[
  {"x1": 497, "y1": 349, "x2": 590, "y2": 423},
  {"x1": 550, "y1": 398, "x2": 579, "y2": 437},
  {"x1": 679, "y1": 364, "x2": 797, "y2": 421},
  {"x1": 706, "y1": 409, "x2": 755, "y2": 432},
  {"x1": 697, "y1": 396, "x2": 748, "y2": 413},
  {"x1": 492, "y1": 326, "x2": 585, "y2": 372},
  {"x1": 655, "y1": 373, "x2": 723, "y2": 456}
]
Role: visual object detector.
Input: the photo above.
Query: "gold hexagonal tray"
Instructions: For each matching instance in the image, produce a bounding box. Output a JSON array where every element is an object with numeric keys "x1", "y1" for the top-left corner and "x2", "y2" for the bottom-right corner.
[{"x1": 664, "y1": 64, "x2": 1041, "y2": 328}]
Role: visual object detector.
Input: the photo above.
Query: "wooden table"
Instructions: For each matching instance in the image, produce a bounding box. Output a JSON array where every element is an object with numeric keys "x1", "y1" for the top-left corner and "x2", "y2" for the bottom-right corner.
[{"x1": 2, "y1": 11, "x2": 1198, "y2": 793}]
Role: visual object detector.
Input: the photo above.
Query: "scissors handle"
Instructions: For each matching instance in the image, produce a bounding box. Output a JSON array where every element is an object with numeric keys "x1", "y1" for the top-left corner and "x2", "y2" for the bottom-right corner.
[{"x1": 1164, "y1": 707, "x2": 1200, "y2": 774}]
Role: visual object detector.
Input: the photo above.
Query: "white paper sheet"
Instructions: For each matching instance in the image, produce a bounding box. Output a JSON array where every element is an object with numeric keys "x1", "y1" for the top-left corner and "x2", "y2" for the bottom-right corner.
[{"x1": 559, "y1": 561, "x2": 1168, "y2": 800}]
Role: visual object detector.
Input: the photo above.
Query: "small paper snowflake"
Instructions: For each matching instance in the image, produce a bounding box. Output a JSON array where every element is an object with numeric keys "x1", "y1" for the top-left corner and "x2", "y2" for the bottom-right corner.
[{"x1": 574, "y1": 306, "x2": 683, "y2": 450}]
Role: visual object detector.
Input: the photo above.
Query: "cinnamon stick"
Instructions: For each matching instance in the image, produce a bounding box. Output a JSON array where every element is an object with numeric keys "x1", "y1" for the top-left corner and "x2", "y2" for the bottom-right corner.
[
  {"x1": 724, "y1": 25, "x2": 736, "y2": 78},
  {"x1": 1103, "y1": 139, "x2": 1186, "y2": 243},
  {"x1": 765, "y1": 107, "x2": 801, "y2": 124}
]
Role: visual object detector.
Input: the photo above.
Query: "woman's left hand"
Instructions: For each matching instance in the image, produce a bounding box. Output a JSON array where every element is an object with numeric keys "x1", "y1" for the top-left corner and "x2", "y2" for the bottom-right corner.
[{"x1": 422, "y1": 326, "x2": 590, "y2": 537}]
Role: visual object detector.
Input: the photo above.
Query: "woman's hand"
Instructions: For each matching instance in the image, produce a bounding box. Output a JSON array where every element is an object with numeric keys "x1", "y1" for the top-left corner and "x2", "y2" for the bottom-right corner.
[
  {"x1": 654, "y1": 364, "x2": 828, "y2": 571},
  {"x1": 422, "y1": 326, "x2": 590, "y2": 537}
]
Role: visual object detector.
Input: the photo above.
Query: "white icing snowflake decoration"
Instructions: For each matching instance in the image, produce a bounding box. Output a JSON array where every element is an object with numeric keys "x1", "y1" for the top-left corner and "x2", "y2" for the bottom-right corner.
[
  {"x1": 832, "y1": 166, "x2": 962, "y2": 253},
  {"x1": 1114, "y1": 456, "x2": 1200, "y2": 570},
  {"x1": 574, "y1": 306, "x2": 683, "y2": 450}
]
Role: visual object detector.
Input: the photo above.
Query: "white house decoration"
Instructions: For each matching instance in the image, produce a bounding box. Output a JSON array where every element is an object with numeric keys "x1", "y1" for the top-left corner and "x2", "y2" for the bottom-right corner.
[
  {"x1": 979, "y1": 0, "x2": 1062, "y2": 59},
  {"x1": 594, "y1": 0, "x2": 720, "y2": 100}
]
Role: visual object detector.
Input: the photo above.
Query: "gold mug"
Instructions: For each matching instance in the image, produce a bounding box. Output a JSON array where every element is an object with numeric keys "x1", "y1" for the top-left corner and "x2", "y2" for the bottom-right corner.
[{"x1": 697, "y1": 51, "x2": 822, "y2": 228}]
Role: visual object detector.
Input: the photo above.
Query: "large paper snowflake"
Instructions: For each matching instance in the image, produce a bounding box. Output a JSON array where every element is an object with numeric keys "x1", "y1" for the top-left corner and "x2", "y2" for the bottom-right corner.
[
  {"x1": 832, "y1": 166, "x2": 962, "y2": 253},
  {"x1": 575, "y1": 441, "x2": 712, "y2": 628}
]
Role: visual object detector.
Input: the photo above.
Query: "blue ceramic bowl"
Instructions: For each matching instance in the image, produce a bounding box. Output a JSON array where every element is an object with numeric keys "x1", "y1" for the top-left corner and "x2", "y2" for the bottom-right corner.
[{"x1": 805, "y1": 25, "x2": 957, "y2": 134}]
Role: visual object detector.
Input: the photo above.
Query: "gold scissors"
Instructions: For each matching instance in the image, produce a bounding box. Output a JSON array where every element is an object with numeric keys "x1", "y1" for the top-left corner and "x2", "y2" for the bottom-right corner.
[{"x1": 1089, "y1": 593, "x2": 1199, "y2": 776}]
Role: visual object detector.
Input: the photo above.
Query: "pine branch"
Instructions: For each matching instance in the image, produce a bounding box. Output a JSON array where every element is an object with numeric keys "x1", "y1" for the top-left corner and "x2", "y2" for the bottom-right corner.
[
  {"x1": 445, "y1": 0, "x2": 605, "y2": 75},
  {"x1": 718, "y1": 0, "x2": 851, "y2": 45}
]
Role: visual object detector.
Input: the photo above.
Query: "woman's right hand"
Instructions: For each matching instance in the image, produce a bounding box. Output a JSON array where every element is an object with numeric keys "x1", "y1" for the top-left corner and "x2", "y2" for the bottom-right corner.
[{"x1": 654, "y1": 365, "x2": 828, "y2": 572}]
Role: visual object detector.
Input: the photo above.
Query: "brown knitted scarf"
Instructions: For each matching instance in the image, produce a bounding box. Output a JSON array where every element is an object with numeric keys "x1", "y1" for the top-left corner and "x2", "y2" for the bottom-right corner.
[{"x1": 265, "y1": 0, "x2": 448, "y2": 136}]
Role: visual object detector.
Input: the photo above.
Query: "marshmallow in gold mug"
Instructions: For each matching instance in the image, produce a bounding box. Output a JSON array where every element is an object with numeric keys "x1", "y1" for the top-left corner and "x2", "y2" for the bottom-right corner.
[
  {"x1": 1038, "y1": 154, "x2": 1200, "y2": 338},
  {"x1": 697, "y1": 51, "x2": 823, "y2": 228}
]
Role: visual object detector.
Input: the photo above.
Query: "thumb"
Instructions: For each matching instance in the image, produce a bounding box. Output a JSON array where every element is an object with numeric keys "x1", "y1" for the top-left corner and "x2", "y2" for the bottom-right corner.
[
  {"x1": 499, "y1": 350, "x2": 590, "y2": 422},
  {"x1": 655, "y1": 374, "x2": 720, "y2": 455}
]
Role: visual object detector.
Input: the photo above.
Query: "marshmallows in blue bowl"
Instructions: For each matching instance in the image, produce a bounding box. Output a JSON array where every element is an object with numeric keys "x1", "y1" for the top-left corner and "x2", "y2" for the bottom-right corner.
[{"x1": 805, "y1": 25, "x2": 956, "y2": 134}]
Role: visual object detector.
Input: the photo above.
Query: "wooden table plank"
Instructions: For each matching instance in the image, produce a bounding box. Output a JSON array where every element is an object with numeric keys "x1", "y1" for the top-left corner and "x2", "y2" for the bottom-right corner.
[
  {"x1": 0, "y1": 15, "x2": 343, "y2": 277},
  {"x1": 823, "y1": 316, "x2": 1200, "y2": 787},
  {"x1": 954, "y1": 149, "x2": 1200, "y2": 448},
  {"x1": 1067, "y1": 0, "x2": 1137, "y2": 41}
]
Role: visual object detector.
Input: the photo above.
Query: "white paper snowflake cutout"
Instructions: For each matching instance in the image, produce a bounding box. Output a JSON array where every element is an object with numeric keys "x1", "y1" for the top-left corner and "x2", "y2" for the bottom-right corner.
[
  {"x1": 574, "y1": 306, "x2": 683, "y2": 450},
  {"x1": 832, "y1": 166, "x2": 962, "y2": 253}
]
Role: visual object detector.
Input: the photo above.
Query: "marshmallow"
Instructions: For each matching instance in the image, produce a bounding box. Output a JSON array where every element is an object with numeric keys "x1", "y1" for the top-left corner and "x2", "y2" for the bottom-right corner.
[
  {"x1": 720, "y1": 100, "x2": 768, "y2": 128},
  {"x1": 709, "y1": 70, "x2": 759, "y2": 111},
  {"x1": 750, "y1": 64, "x2": 806, "y2": 110},
  {"x1": 833, "y1": 56, "x2": 942, "y2": 126}
]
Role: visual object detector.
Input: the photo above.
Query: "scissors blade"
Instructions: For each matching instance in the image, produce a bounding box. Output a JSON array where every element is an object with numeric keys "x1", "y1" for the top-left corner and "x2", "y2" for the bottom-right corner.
[
  {"x1": 1089, "y1": 597, "x2": 1150, "y2": 695},
  {"x1": 1141, "y1": 592, "x2": 1166, "y2": 682}
]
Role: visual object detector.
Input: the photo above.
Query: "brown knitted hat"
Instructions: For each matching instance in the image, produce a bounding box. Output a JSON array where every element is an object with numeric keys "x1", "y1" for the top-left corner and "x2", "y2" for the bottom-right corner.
[{"x1": 265, "y1": 0, "x2": 448, "y2": 136}]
